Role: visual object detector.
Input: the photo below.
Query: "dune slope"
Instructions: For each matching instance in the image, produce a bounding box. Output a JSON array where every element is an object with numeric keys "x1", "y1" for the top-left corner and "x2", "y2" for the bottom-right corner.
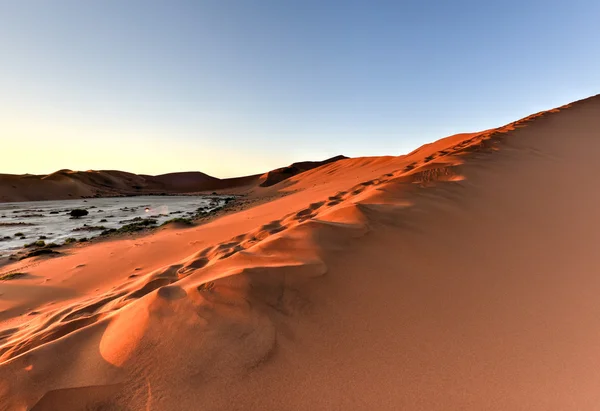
[
  {"x1": 1, "y1": 95, "x2": 600, "y2": 410},
  {"x1": 0, "y1": 156, "x2": 348, "y2": 203},
  {"x1": 258, "y1": 155, "x2": 349, "y2": 187}
]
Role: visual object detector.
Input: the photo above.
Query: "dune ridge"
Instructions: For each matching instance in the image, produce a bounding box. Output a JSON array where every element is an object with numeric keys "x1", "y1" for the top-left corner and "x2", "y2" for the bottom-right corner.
[
  {"x1": 0, "y1": 156, "x2": 347, "y2": 203},
  {"x1": 1, "y1": 94, "x2": 600, "y2": 410}
]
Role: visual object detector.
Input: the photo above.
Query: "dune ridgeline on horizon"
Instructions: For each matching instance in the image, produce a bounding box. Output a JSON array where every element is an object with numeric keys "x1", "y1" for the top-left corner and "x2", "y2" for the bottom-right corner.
[{"x1": 0, "y1": 156, "x2": 348, "y2": 203}]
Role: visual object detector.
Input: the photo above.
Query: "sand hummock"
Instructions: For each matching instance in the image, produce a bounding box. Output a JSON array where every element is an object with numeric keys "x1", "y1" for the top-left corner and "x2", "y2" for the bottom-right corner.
[{"x1": 1, "y1": 95, "x2": 600, "y2": 410}]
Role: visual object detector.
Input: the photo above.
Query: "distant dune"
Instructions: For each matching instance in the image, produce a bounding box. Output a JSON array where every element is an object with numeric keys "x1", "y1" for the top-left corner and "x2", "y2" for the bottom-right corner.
[
  {"x1": 0, "y1": 156, "x2": 347, "y2": 203},
  {"x1": 2, "y1": 95, "x2": 600, "y2": 410},
  {"x1": 259, "y1": 155, "x2": 348, "y2": 187}
]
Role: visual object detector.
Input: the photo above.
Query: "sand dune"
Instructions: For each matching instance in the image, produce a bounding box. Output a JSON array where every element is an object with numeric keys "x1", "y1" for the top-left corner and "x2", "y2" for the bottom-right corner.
[
  {"x1": 0, "y1": 155, "x2": 347, "y2": 203},
  {"x1": 1, "y1": 95, "x2": 600, "y2": 410},
  {"x1": 258, "y1": 155, "x2": 348, "y2": 187}
]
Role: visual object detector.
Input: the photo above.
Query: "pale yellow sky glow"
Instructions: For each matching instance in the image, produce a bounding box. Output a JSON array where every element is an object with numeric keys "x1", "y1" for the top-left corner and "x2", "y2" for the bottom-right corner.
[{"x1": 0, "y1": 107, "x2": 284, "y2": 178}]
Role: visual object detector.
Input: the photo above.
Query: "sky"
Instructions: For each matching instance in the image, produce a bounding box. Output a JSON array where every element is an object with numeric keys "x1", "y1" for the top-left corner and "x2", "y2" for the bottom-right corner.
[{"x1": 1, "y1": 0, "x2": 599, "y2": 177}]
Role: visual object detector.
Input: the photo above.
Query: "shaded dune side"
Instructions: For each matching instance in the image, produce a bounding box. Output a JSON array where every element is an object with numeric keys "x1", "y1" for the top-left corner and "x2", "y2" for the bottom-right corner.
[
  {"x1": 259, "y1": 155, "x2": 349, "y2": 187},
  {"x1": 0, "y1": 156, "x2": 348, "y2": 202},
  {"x1": 0, "y1": 169, "x2": 256, "y2": 202},
  {"x1": 0, "y1": 95, "x2": 598, "y2": 410}
]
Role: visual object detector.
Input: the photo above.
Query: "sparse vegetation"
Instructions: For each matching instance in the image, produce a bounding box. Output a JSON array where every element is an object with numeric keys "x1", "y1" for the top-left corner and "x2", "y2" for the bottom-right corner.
[
  {"x1": 20, "y1": 248, "x2": 60, "y2": 260},
  {"x1": 122, "y1": 219, "x2": 156, "y2": 231},
  {"x1": 0, "y1": 198, "x2": 236, "y2": 257},
  {"x1": 118, "y1": 216, "x2": 143, "y2": 224},
  {"x1": 0, "y1": 272, "x2": 26, "y2": 281},
  {"x1": 161, "y1": 217, "x2": 194, "y2": 226},
  {"x1": 69, "y1": 209, "x2": 89, "y2": 218},
  {"x1": 24, "y1": 240, "x2": 46, "y2": 248},
  {"x1": 72, "y1": 225, "x2": 106, "y2": 232},
  {"x1": 101, "y1": 218, "x2": 157, "y2": 236}
]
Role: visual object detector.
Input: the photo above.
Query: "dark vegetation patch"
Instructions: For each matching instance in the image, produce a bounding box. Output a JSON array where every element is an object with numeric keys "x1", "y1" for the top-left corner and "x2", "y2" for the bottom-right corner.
[
  {"x1": 20, "y1": 248, "x2": 61, "y2": 260},
  {"x1": 161, "y1": 218, "x2": 194, "y2": 226},
  {"x1": 72, "y1": 225, "x2": 106, "y2": 232},
  {"x1": 69, "y1": 209, "x2": 89, "y2": 218},
  {"x1": 102, "y1": 218, "x2": 157, "y2": 236},
  {"x1": 23, "y1": 240, "x2": 46, "y2": 248},
  {"x1": 0, "y1": 272, "x2": 27, "y2": 281}
]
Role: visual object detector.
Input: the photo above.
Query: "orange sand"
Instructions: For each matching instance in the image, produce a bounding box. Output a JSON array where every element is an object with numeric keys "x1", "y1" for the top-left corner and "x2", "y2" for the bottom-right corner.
[
  {"x1": 1, "y1": 95, "x2": 600, "y2": 410},
  {"x1": 0, "y1": 156, "x2": 346, "y2": 203}
]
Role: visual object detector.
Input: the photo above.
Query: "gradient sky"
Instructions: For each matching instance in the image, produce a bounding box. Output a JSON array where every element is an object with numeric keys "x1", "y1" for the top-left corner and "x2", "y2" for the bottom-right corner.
[{"x1": 1, "y1": 0, "x2": 599, "y2": 177}]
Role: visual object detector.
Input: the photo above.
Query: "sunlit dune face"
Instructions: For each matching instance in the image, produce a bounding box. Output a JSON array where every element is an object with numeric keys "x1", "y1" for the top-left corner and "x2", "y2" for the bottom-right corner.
[{"x1": 100, "y1": 305, "x2": 150, "y2": 367}]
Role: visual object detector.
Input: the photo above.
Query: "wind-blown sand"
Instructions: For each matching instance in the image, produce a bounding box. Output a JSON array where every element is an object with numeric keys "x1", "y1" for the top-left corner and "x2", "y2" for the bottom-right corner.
[{"x1": 1, "y1": 95, "x2": 600, "y2": 410}]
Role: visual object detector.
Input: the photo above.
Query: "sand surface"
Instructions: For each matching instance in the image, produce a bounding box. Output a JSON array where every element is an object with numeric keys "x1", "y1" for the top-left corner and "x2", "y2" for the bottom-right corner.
[
  {"x1": 1, "y1": 95, "x2": 600, "y2": 410},
  {"x1": 0, "y1": 156, "x2": 346, "y2": 203}
]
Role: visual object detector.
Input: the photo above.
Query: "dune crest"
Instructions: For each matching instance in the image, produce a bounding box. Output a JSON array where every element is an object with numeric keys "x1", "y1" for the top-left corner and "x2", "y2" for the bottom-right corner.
[
  {"x1": 1, "y1": 95, "x2": 600, "y2": 410},
  {"x1": 0, "y1": 156, "x2": 348, "y2": 203}
]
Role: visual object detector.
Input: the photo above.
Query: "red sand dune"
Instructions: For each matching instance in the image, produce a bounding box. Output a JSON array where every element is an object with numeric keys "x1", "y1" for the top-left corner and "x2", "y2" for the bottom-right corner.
[
  {"x1": 258, "y1": 155, "x2": 348, "y2": 187},
  {"x1": 1, "y1": 95, "x2": 600, "y2": 410},
  {"x1": 0, "y1": 156, "x2": 348, "y2": 203}
]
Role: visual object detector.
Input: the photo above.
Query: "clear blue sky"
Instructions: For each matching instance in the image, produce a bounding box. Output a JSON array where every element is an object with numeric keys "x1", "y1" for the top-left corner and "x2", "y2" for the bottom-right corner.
[{"x1": 1, "y1": 0, "x2": 598, "y2": 177}]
